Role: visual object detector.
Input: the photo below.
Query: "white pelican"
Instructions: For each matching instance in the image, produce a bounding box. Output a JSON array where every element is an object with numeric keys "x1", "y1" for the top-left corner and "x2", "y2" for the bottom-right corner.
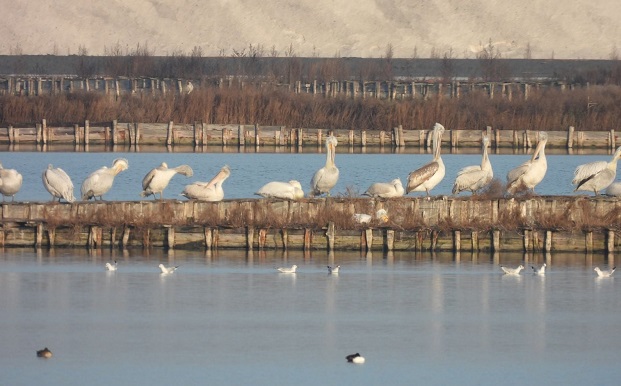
[
  {"x1": 605, "y1": 182, "x2": 621, "y2": 196},
  {"x1": 346, "y1": 353, "x2": 365, "y2": 364},
  {"x1": 42, "y1": 164, "x2": 75, "y2": 203},
  {"x1": 364, "y1": 178, "x2": 405, "y2": 198},
  {"x1": 0, "y1": 162, "x2": 23, "y2": 201},
  {"x1": 572, "y1": 146, "x2": 621, "y2": 195},
  {"x1": 406, "y1": 123, "x2": 445, "y2": 196},
  {"x1": 36, "y1": 347, "x2": 53, "y2": 359},
  {"x1": 353, "y1": 208, "x2": 388, "y2": 224},
  {"x1": 594, "y1": 266, "x2": 615, "y2": 277},
  {"x1": 506, "y1": 132, "x2": 548, "y2": 194},
  {"x1": 105, "y1": 261, "x2": 118, "y2": 271},
  {"x1": 531, "y1": 263, "x2": 546, "y2": 275},
  {"x1": 255, "y1": 180, "x2": 304, "y2": 200},
  {"x1": 276, "y1": 265, "x2": 297, "y2": 273},
  {"x1": 181, "y1": 165, "x2": 231, "y2": 202},
  {"x1": 310, "y1": 135, "x2": 339, "y2": 197},
  {"x1": 452, "y1": 135, "x2": 493, "y2": 195},
  {"x1": 500, "y1": 265, "x2": 524, "y2": 275},
  {"x1": 159, "y1": 263, "x2": 179, "y2": 274},
  {"x1": 141, "y1": 162, "x2": 193, "y2": 199},
  {"x1": 81, "y1": 158, "x2": 129, "y2": 201},
  {"x1": 327, "y1": 265, "x2": 340, "y2": 274}
]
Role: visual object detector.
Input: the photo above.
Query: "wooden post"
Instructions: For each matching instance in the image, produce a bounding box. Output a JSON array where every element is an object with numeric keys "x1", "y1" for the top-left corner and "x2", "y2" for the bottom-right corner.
[
  {"x1": 567, "y1": 126, "x2": 575, "y2": 149},
  {"x1": 398, "y1": 125, "x2": 405, "y2": 147},
  {"x1": 35, "y1": 223, "x2": 43, "y2": 247},
  {"x1": 258, "y1": 229, "x2": 267, "y2": 249},
  {"x1": 166, "y1": 121, "x2": 174, "y2": 146},
  {"x1": 135, "y1": 123, "x2": 141, "y2": 146},
  {"x1": 379, "y1": 131, "x2": 385, "y2": 147},
  {"x1": 281, "y1": 229, "x2": 288, "y2": 250},
  {"x1": 193, "y1": 122, "x2": 200, "y2": 146},
  {"x1": 453, "y1": 230, "x2": 461, "y2": 251},
  {"x1": 222, "y1": 128, "x2": 228, "y2": 146},
  {"x1": 84, "y1": 120, "x2": 90, "y2": 147},
  {"x1": 121, "y1": 227, "x2": 131, "y2": 248},
  {"x1": 7, "y1": 125, "x2": 14, "y2": 144},
  {"x1": 392, "y1": 127, "x2": 399, "y2": 147},
  {"x1": 297, "y1": 128, "x2": 303, "y2": 150},
  {"x1": 492, "y1": 230, "x2": 500, "y2": 252},
  {"x1": 327, "y1": 222, "x2": 335, "y2": 251},
  {"x1": 73, "y1": 124, "x2": 80, "y2": 145},
  {"x1": 41, "y1": 118, "x2": 47, "y2": 145},
  {"x1": 361, "y1": 130, "x2": 367, "y2": 148},
  {"x1": 36, "y1": 123, "x2": 42, "y2": 144},
  {"x1": 165, "y1": 226, "x2": 175, "y2": 250},
  {"x1": 586, "y1": 231, "x2": 593, "y2": 253},
  {"x1": 524, "y1": 229, "x2": 531, "y2": 252},
  {"x1": 254, "y1": 124, "x2": 260, "y2": 149},
  {"x1": 238, "y1": 125, "x2": 245, "y2": 147},
  {"x1": 246, "y1": 226, "x2": 254, "y2": 250},
  {"x1": 545, "y1": 230, "x2": 552, "y2": 252},
  {"x1": 471, "y1": 231, "x2": 479, "y2": 252},
  {"x1": 611, "y1": 129, "x2": 616, "y2": 150},
  {"x1": 204, "y1": 228, "x2": 213, "y2": 249},
  {"x1": 607, "y1": 229, "x2": 615, "y2": 252},
  {"x1": 348, "y1": 130, "x2": 354, "y2": 147},
  {"x1": 365, "y1": 228, "x2": 373, "y2": 251},
  {"x1": 317, "y1": 129, "x2": 322, "y2": 148},
  {"x1": 303, "y1": 228, "x2": 312, "y2": 250},
  {"x1": 385, "y1": 229, "x2": 394, "y2": 251},
  {"x1": 112, "y1": 120, "x2": 118, "y2": 145}
]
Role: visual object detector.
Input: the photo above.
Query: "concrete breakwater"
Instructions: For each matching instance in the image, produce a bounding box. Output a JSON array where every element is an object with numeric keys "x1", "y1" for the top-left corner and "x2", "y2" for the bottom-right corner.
[
  {"x1": 1, "y1": 120, "x2": 618, "y2": 150},
  {"x1": 1, "y1": 196, "x2": 619, "y2": 252}
]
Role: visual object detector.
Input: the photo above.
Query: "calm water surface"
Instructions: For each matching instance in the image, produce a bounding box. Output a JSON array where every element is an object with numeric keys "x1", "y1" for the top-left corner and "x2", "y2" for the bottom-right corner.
[
  {"x1": 0, "y1": 248, "x2": 619, "y2": 385},
  {"x1": 2, "y1": 150, "x2": 620, "y2": 201}
]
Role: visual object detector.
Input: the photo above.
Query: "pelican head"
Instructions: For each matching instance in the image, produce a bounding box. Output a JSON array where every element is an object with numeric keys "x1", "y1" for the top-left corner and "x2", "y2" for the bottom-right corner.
[
  {"x1": 376, "y1": 208, "x2": 389, "y2": 223},
  {"x1": 112, "y1": 158, "x2": 129, "y2": 174}
]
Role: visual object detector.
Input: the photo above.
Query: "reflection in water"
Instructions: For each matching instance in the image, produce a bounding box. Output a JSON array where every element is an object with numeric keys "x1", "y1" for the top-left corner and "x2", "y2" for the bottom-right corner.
[{"x1": 1, "y1": 248, "x2": 620, "y2": 385}]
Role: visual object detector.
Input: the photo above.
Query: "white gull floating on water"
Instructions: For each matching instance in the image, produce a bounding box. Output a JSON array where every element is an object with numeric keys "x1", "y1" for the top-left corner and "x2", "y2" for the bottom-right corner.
[
  {"x1": 105, "y1": 261, "x2": 117, "y2": 271},
  {"x1": 159, "y1": 264, "x2": 179, "y2": 274},
  {"x1": 501, "y1": 265, "x2": 524, "y2": 275},
  {"x1": 276, "y1": 265, "x2": 297, "y2": 273},
  {"x1": 594, "y1": 266, "x2": 616, "y2": 277},
  {"x1": 531, "y1": 263, "x2": 546, "y2": 275},
  {"x1": 327, "y1": 265, "x2": 340, "y2": 274}
]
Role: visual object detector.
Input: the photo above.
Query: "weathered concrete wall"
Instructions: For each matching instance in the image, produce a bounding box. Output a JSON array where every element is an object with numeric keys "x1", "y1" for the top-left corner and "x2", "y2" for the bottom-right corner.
[{"x1": 1, "y1": 196, "x2": 620, "y2": 252}]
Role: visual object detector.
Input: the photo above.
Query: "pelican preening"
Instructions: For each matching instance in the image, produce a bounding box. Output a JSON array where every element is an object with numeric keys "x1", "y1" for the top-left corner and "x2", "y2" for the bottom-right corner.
[
  {"x1": 310, "y1": 135, "x2": 339, "y2": 197},
  {"x1": 572, "y1": 146, "x2": 621, "y2": 195},
  {"x1": 594, "y1": 266, "x2": 615, "y2": 277},
  {"x1": 353, "y1": 208, "x2": 389, "y2": 224},
  {"x1": 141, "y1": 162, "x2": 193, "y2": 199},
  {"x1": 500, "y1": 265, "x2": 524, "y2": 275},
  {"x1": 181, "y1": 165, "x2": 231, "y2": 202},
  {"x1": 506, "y1": 132, "x2": 548, "y2": 194},
  {"x1": 255, "y1": 180, "x2": 304, "y2": 200},
  {"x1": 42, "y1": 164, "x2": 76, "y2": 203},
  {"x1": 0, "y1": 162, "x2": 23, "y2": 201},
  {"x1": 364, "y1": 178, "x2": 404, "y2": 198},
  {"x1": 453, "y1": 135, "x2": 493, "y2": 195},
  {"x1": 276, "y1": 265, "x2": 298, "y2": 273},
  {"x1": 159, "y1": 264, "x2": 179, "y2": 274},
  {"x1": 81, "y1": 158, "x2": 129, "y2": 201},
  {"x1": 406, "y1": 123, "x2": 446, "y2": 196}
]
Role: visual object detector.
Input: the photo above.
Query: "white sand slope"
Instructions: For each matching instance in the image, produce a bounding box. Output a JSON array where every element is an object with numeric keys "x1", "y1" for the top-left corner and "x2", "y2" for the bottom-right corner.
[{"x1": 0, "y1": 1, "x2": 619, "y2": 59}]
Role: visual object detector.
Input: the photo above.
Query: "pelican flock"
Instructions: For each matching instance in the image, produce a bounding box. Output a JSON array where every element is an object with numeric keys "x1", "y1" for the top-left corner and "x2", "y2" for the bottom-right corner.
[
  {"x1": 0, "y1": 162, "x2": 23, "y2": 201},
  {"x1": 141, "y1": 162, "x2": 193, "y2": 199},
  {"x1": 81, "y1": 158, "x2": 129, "y2": 201},
  {"x1": 42, "y1": 164, "x2": 76, "y2": 203},
  {"x1": 181, "y1": 165, "x2": 231, "y2": 201},
  {"x1": 364, "y1": 178, "x2": 404, "y2": 198},
  {"x1": 406, "y1": 123, "x2": 445, "y2": 196},
  {"x1": 452, "y1": 135, "x2": 493, "y2": 195},
  {"x1": 255, "y1": 180, "x2": 304, "y2": 200},
  {"x1": 572, "y1": 146, "x2": 621, "y2": 195},
  {"x1": 310, "y1": 135, "x2": 339, "y2": 197},
  {"x1": 506, "y1": 132, "x2": 548, "y2": 194}
]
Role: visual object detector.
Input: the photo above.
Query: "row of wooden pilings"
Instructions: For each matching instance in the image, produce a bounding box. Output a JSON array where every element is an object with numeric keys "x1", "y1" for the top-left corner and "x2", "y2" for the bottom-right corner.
[
  {"x1": 1, "y1": 197, "x2": 620, "y2": 252},
  {"x1": 0, "y1": 75, "x2": 574, "y2": 100},
  {"x1": 2, "y1": 120, "x2": 619, "y2": 150}
]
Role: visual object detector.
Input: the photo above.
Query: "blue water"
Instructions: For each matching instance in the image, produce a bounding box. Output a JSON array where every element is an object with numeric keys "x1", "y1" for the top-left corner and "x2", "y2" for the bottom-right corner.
[
  {"x1": 1, "y1": 150, "x2": 617, "y2": 201},
  {"x1": 0, "y1": 248, "x2": 620, "y2": 385}
]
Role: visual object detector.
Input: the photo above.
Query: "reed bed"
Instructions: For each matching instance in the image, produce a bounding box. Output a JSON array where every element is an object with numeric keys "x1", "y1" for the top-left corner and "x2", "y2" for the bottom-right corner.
[{"x1": 2, "y1": 84, "x2": 621, "y2": 132}]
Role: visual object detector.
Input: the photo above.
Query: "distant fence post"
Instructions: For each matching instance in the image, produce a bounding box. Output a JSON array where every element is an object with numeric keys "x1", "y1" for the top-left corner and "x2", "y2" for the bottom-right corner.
[
  {"x1": 567, "y1": 126, "x2": 574, "y2": 149},
  {"x1": 166, "y1": 121, "x2": 174, "y2": 146}
]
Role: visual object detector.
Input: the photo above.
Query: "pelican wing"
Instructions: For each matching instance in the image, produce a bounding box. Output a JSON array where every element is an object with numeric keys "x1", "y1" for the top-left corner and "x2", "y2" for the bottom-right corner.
[
  {"x1": 506, "y1": 161, "x2": 531, "y2": 185},
  {"x1": 573, "y1": 161, "x2": 607, "y2": 186},
  {"x1": 456, "y1": 165, "x2": 482, "y2": 176},
  {"x1": 81, "y1": 172, "x2": 103, "y2": 199},
  {"x1": 44, "y1": 168, "x2": 75, "y2": 202},
  {"x1": 407, "y1": 161, "x2": 439, "y2": 191},
  {"x1": 141, "y1": 168, "x2": 157, "y2": 190}
]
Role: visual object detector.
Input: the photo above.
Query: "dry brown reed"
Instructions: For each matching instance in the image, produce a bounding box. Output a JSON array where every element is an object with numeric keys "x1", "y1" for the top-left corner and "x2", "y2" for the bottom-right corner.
[{"x1": 3, "y1": 84, "x2": 621, "y2": 132}]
